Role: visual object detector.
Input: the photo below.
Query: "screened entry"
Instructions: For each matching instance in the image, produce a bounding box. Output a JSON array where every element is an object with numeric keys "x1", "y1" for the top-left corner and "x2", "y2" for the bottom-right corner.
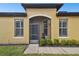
[{"x1": 29, "y1": 16, "x2": 51, "y2": 44}]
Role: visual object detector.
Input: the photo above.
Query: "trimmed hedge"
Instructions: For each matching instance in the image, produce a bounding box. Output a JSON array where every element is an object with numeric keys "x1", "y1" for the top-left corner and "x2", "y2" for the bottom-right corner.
[
  {"x1": 39, "y1": 38, "x2": 46, "y2": 46},
  {"x1": 46, "y1": 39, "x2": 53, "y2": 46},
  {"x1": 53, "y1": 39, "x2": 60, "y2": 46},
  {"x1": 60, "y1": 39, "x2": 69, "y2": 46},
  {"x1": 39, "y1": 38, "x2": 79, "y2": 46}
]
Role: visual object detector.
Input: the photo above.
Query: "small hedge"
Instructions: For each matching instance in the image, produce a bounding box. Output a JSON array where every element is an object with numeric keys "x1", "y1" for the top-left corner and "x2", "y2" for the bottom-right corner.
[
  {"x1": 60, "y1": 39, "x2": 69, "y2": 46},
  {"x1": 68, "y1": 39, "x2": 76, "y2": 46},
  {"x1": 39, "y1": 38, "x2": 53, "y2": 46},
  {"x1": 76, "y1": 40, "x2": 79, "y2": 46},
  {"x1": 39, "y1": 38, "x2": 46, "y2": 46},
  {"x1": 53, "y1": 39, "x2": 60, "y2": 46},
  {"x1": 60, "y1": 39, "x2": 77, "y2": 46},
  {"x1": 46, "y1": 39, "x2": 53, "y2": 46},
  {"x1": 40, "y1": 38, "x2": 79, "y2": 46}
]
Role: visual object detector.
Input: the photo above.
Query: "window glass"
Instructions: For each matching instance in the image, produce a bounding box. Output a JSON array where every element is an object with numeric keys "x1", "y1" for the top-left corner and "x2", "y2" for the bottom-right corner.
[
  {"x1": 15, "y1": 19, "x2": 24, "y2": 37},
  {"x1": 44, "y1": 19, "x2": 48, "y2": 36},
  {"x1": 59, "y1": 19, "x2": 67, "y2": 37}
]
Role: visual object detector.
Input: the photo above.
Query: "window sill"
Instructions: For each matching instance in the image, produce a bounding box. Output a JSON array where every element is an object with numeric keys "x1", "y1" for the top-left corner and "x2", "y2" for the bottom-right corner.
[
  {"x1": 58, "y1": 37, "x2": 69, "y2": 38},
  {"x1": 13, "y1": 37, "x2": 24, "y2": 39}
]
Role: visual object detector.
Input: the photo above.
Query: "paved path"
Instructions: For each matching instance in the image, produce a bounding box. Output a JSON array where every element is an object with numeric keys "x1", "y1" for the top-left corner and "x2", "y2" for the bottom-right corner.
[{"x1": 24, "y1": 44, "x2": 79, "y2": 54}]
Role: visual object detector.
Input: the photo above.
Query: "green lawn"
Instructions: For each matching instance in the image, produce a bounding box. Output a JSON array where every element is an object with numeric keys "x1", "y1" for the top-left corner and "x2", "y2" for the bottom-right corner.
[
  {"x1": 0, "y1": 45, "x2": 26, "y2": 56},
  {"x1": 0, "y1": 45, "x2": 79, "y2": 56}
]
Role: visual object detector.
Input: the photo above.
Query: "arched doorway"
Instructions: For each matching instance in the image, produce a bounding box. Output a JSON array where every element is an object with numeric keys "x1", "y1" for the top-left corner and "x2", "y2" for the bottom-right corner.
[{"x1": 29, "y1": 16, "x2": 51, "y2": 44}]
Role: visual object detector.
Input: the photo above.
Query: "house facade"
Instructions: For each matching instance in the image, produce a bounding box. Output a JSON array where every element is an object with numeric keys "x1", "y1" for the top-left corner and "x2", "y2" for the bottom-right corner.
[{"x1": 0, "y1": 3, "x2": 79, "y2": 44}]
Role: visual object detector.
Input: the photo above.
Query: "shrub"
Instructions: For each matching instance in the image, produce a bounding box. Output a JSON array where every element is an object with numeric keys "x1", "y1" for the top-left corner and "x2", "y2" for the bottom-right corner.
[
  {"x1": 65, "y1": 39, "x2": 71, "y2": 46},
  {"x1": 70, "y1": 39, "x2": 77, "y2": 45},
  {"x1": 40, "y1": 38, "x2": 78, "y2": 46},
  {"x1": 76, "y1": 40, "x2": 79, "y2": 46},
  {"x1": 46, "y1": 39, "x2": 53, "y2": 46},
  {"x1": 60, "y1": 39, "x2": 68, "y2": 46},
  {"x1": 53, "y1": 39, "x2": 60, "y2": 46},
  {"x1": 67, "y1": 39, "x2": 76, "y2": 46},
  {"x1": 60, "y1": 39, "x2": 77, "y2": 46},
  {"x1": 39, "y1": 38, "x2": 46, "y2": 46}
]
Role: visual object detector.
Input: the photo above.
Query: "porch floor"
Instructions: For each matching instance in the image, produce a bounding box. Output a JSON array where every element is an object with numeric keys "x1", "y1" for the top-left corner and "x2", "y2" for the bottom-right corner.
[{"x1": 24, "y1": 44, "x2": 79, "y2": 54}]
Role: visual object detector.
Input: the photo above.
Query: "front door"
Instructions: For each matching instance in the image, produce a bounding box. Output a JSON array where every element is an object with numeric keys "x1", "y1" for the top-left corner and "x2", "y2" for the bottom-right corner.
[{"x1": 30, "y1": 23, "x2": 40, "y2": 44}]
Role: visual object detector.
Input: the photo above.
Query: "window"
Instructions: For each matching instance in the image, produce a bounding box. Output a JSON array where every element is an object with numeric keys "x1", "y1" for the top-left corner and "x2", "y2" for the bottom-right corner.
[
  {"x1": 14, "y1": 19, "x2": 24, "y2": 37},
  {"x1": 43, "y1": 19, "x2": 48, "y2": 36},
  {"x1": 59, "y1": 18, "x2": 68, "y2": 37}
]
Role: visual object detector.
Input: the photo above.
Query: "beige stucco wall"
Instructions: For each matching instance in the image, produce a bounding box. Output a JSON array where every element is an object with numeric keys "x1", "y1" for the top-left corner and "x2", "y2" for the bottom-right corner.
[
  {"x1": 0, "y1": 17, "x2": 29, "y2": 44},
  {"x1": 55, "y1": 16, "x2": 79, "y2": 40}
]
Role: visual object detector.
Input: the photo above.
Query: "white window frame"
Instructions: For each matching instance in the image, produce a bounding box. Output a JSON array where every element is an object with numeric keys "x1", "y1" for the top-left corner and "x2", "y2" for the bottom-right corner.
[
  {"x1": 14, "y1": 19, "x2": 24, "y2": 38},
  {"x1": 59, "y1": 17, "x2": 68, "y2": 38}
]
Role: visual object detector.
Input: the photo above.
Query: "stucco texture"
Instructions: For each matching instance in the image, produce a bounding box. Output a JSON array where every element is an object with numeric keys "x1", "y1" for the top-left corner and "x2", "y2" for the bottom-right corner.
[{"x1": 0, "y1": 17, "x2": 29, "y2": 44}]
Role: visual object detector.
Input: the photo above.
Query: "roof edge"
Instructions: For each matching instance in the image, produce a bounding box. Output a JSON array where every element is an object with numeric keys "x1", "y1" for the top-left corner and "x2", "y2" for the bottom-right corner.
[
  {"x1": 0, "y1": 12, "x2": 27, "y2": 17},
  {"x1": 57, "y1": 11, "x2": 79, "y2": 16},
  {"x1": 21, "y1": 3, "x2": 63, "y2": 11}
]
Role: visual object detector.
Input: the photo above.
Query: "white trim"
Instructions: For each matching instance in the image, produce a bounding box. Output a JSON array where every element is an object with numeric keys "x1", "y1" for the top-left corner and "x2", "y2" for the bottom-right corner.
[
  {"x1": 58, "y1": 37, "x2": 69, "y2": 39},
  {"x1": 59, "y1": 17, "x2": 68, "y2": 20},
  {"x1": 59, "y1": 17, "x2": 68, "y2": 38},
  {"x1": 28, "y1": 14, "x2": 52, "y2": 19},
  {"x1": 13, "y1": 37, "x2": 24, "y2": 39},
  {"x1": 13, "y1": 18, "x2": 24, "y2": 38}
]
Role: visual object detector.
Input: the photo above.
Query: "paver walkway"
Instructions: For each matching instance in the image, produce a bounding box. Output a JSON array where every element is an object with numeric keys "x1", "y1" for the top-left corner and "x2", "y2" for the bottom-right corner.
[{"x1": 24, "y1": 44, "x2": 79, "y2": 54}]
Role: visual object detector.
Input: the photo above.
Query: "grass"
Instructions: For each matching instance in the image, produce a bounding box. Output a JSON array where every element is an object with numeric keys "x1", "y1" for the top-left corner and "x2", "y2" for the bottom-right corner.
[
  {"x1": 0, "y1": 45, "x2": 79, "y2": 56},
  {"x1": 0, "y1": 45, "x2": 26, "y2": 56}
]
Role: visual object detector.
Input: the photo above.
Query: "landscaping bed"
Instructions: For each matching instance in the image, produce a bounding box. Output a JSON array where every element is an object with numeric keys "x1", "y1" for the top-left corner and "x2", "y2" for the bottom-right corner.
[{"x1": 39, "y1": 38, "x2": 79, "y2": 47}]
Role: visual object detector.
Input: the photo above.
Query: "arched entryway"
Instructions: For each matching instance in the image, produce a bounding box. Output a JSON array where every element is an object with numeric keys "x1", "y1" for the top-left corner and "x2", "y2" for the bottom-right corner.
[{"x1": 29, "y1": 16, "x2": 51, "y2": 44}]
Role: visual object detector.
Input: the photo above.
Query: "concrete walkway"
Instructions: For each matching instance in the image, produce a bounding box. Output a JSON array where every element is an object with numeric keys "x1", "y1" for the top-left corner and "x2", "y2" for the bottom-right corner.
[{"x1": 24, "y1": 44, "x2": 79, "y2": 54}]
